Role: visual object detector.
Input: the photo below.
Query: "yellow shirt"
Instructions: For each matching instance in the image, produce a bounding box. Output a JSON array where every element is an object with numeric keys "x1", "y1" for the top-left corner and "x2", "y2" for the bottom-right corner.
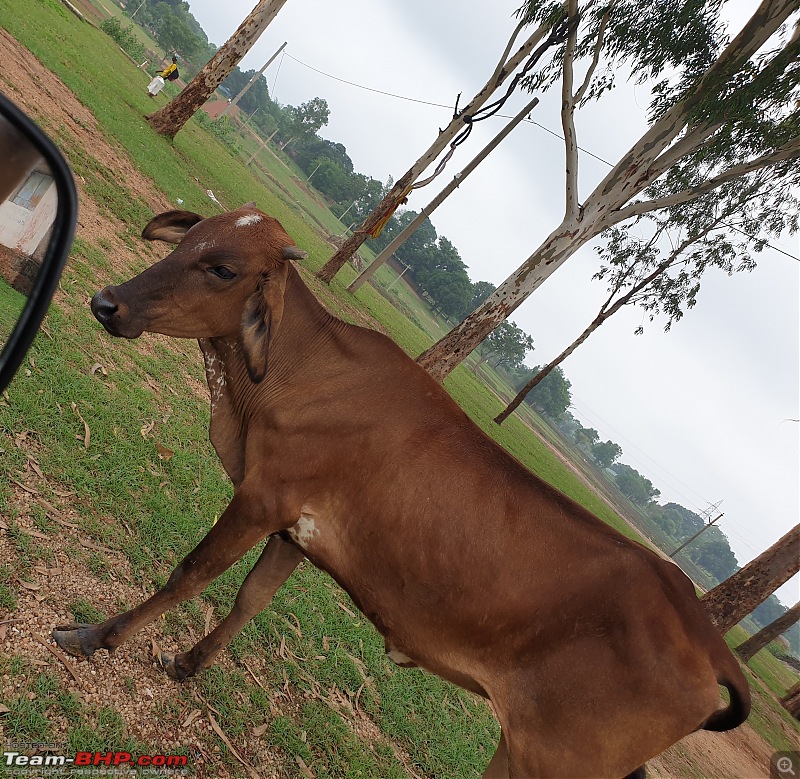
[{"x1": 160, "y1": 63, "x2": 177, "y2": 79}]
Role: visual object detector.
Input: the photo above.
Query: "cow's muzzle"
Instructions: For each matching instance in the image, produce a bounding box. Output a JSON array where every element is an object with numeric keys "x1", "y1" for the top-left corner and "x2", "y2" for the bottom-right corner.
[{"x1": 91, "y1": 286, "x2": 144, "y2": 338}]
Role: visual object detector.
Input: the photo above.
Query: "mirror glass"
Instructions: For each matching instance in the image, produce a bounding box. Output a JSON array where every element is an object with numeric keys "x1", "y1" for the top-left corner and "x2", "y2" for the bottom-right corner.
[{"x1": 0, "y1": 115, "x2": 59, "y2": 353}]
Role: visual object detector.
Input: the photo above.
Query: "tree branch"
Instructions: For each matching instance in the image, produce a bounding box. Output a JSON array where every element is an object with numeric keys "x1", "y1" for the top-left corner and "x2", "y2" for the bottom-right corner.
[
  {"x1": 491, "y1": 17, "x2": 528, "y2": 86},
  {"x1": 646, "y1": 121, "x2": 726, "y2": 183},
  {"x1": 574, "y1": 3, "x2": 613, "y2": 104},
  {"x1": 611, "y1": 139, "x2": 800, "y2": 224},
  {"x1": 562, "y1": 0, "x2": 581, "y2": 221}
]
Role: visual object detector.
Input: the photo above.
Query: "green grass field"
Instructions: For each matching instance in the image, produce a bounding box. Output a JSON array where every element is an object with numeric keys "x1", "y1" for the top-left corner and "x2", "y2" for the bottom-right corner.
[{"x1": 0, "y1": 1, "x2": 797, "y2": 776}]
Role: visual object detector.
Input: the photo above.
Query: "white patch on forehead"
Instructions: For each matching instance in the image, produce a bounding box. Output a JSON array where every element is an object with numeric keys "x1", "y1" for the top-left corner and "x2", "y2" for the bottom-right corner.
[
  {"x1": 286, "y1": 512, "x2": 320, "y2": 549},
  {"x1": 235, "y1": 213, "x2": 262, "y2": 227},
  {"x1": 194, "y1": 240, "x2": 214, "y2": 251}
]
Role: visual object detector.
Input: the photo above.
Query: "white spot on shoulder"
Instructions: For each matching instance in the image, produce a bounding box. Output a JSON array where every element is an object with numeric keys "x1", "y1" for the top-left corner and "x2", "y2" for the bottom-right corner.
[
  {"x1": 236, "y1": 214, "x2": 262, "y2": 227},
  {"x1": 286, "y1": 512, "x2": 320, "y2": 549},
  {"x1": 386, "y1": 647, "x2": 415, "y2": 667}
]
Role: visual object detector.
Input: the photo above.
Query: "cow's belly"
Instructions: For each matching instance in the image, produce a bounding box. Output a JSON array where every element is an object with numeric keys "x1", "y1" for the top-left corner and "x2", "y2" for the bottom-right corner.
[{"x1": 282, "y1": 506, "x2": 490, "y2": 696}]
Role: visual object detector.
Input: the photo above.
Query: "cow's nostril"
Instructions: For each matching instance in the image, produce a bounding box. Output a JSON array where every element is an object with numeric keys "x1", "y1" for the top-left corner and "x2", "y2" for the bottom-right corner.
[{"x1": 91, "y1": 291, "x2": 118, "y2": 324}]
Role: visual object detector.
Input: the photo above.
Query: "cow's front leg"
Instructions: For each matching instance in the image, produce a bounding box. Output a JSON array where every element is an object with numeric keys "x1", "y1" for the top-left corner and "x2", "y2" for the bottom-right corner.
[
  {"x1": 157, "y1": 533, "x2": 304, "y2": 680},
  {"x1": 52, "y1": 483, "x2": 282, "y2": 659}
]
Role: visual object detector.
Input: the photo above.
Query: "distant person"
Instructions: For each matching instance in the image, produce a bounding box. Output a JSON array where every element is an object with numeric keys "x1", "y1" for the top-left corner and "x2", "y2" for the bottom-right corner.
[
  {"x1": 160, "y1": 55, "x2": 180, "y2": 83},
  {"x1": 147, "y1": 56, "x2": 179, "y2": 98}
]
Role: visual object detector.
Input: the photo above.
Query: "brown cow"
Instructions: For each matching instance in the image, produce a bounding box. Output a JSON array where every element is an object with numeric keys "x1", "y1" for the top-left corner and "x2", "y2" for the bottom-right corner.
[{"x1": 54, "y1": 205, "x2": 750, "y2": 778}]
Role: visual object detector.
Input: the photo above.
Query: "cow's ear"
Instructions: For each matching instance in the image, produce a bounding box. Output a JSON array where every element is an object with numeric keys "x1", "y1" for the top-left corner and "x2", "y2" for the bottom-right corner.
[
  {"x1": 240, "y1": 262, "x2": 289, "y2": 384},
  {"x1": 142, "y1": 210, "x2": 205, "y2": 244}
]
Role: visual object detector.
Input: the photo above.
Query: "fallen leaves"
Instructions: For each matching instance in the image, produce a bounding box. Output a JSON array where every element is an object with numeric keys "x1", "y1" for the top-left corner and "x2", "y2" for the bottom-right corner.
[
  {"x1": 156, "y1": 442, "x2": 174, "y2": 461},
  {"x1": 70, "y1": 403, "x2": 90, "y2": 448}
]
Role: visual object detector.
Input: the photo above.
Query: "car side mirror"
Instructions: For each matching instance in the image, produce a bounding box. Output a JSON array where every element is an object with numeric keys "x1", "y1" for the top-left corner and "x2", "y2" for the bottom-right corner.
[{"x1": 0, "y1": 91, "x2": 78, "y2": 393}]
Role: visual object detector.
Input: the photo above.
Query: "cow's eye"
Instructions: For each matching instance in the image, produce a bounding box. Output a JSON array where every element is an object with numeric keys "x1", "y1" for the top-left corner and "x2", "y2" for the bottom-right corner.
[{"x1": 207, "y1": 266, "x2": 236, "y2": 280}]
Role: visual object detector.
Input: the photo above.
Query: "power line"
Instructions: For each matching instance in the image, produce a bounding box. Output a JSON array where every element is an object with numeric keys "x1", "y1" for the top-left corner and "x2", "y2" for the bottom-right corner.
[
  {"x1": 569, "y1": 394, "x2": 712, "y2": 512},
  {"x1": 283, "y1": 50, "x2": 799, "y2": 264}
]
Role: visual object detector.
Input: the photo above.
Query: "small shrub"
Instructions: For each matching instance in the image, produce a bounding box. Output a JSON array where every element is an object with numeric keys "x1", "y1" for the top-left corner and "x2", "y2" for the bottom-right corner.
[{"x1": 100, "y1": 18, "x2": 145, "y2": 63}]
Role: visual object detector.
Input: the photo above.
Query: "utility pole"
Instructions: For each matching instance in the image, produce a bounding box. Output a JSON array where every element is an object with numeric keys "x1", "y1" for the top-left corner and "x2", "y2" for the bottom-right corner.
[
  {"x1": 386, "y1": 262, "x2": 412, "y2": 291},
  {"x1": 315, "y1": 14, "x2": 568, "y2": 283},
  {"x1": 130, "y1": 0, "x2": 147, "y2": 19},
  {"x1": 220, "y1": 41, "x2": 286, "y2": 118},
  {"x1": 669, "y1": 512, "x2": 724, "y2": 557},
  {"x1": 245, "y1": 128, "x2": 278, "y2": 166},
  {"x1": 347, "y1": 97, "x2": 538, "y2": 294},
  {"x1": 307, "y1": 160, "x2": 323, "y2": 182},
  {"x1": 337, "y1": 200, "x2": 357, "y2": 223}
]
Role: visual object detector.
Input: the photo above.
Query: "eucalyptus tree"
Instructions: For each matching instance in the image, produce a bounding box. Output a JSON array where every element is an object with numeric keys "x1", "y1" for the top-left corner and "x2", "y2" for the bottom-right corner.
[
  {"x1": 147, "y1": 0, "x2": 288, "y2": 138},
  {"x1": 495, "y1": 165, "x2": 798, "y2": 424},
  {"x1": 703, "y1": 523, "x2": 800, "y2": 633},
  {"x1": 417, "y1": 0, "x2": 800, "y2": 380}
]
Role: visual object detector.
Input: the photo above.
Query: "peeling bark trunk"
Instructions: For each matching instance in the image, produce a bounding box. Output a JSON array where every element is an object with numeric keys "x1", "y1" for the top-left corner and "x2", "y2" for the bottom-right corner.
[
  {"x1": 783, "y1": 682, "x2": 800, "y2": 720},
  {"x1": 146, "y1": 0, "x2": 288, "y2": 138},
  {"x1": 735, "y1": 602, "x2": 800, "y2": 662},
  {"x1": 701, "y1": 524, "x2": 800, "y2": 634},
  {"x1": 416, "y1": 223, "x2": 595, "y2": 380}
]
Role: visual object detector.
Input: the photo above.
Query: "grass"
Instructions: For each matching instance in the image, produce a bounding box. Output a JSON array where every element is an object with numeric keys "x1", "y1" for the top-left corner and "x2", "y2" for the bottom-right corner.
[{"x1": 0, "y1": 1, "x2": 797, "y2": 775}]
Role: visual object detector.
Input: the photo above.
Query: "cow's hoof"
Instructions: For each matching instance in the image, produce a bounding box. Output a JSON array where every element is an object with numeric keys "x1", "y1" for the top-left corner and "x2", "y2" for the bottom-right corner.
[
  {"x1": 156, "y1": 649, "x2": 191, "y2": 681},
  {"x1": 52, "y1": 623, "x2": 102, "y2": 658}
]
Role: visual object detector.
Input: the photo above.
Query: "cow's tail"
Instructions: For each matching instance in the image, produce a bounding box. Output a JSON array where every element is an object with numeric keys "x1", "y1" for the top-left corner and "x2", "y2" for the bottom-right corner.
[{"x1": 701, "y1": 669, "x2": 751, "y2": 732}]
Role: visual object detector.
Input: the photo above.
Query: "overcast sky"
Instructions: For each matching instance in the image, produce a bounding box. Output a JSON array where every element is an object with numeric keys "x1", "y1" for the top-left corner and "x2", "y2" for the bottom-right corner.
[{"x1": 185, "y1": 0, "x2": 799, "y2": 609}]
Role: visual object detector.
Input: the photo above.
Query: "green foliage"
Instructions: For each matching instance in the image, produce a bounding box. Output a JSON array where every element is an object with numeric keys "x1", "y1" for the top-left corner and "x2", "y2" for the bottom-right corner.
[
  {"x1": 612, "y1": 462, "x2": 661, "y2": 507},
  {"x1": 591, "y1": 439, "x2": 622, "y2": 469},
  {"x1": 469, "y1": 280, "x2": 496, "y2": 310},
  {"x1": 479, "y1": 321, "x2": 534, "y2": 371},
  {"x1": 99, "y1": 17, "x2": 145, "y2": 62},
  {"x1": 193, "y1": 110, "x2": 241, "y2": 154},
  {"x1": 523, "y1": 365, "x2": 572, "y2": 421},
  {"x1": 132, "y1": 0, "x2": 203, "y2": 58}
]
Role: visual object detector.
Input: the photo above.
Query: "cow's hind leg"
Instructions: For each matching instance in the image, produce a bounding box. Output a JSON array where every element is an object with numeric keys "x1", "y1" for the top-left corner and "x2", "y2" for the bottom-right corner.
[
  {"x1": 53, "y1": 486, "x2": 280, "y2": 658},
  {"x1": 483, "y1": 731, "x2": 509, "y2": 779},
  {"x1": 157, "y1": 534, "x2": 304, "y2": 680}
]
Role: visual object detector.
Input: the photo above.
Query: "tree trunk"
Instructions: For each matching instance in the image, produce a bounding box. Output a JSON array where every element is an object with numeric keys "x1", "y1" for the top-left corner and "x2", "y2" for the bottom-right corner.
[
  {"x1": 782, "y1": 682, "x2": 800, "y2": 720},
  {"x1": 416, "y1": 224, "x2": 596, "y2": 381},
  {"x1": 701, "y1": 524, "x2": 800, "y2": 634},
  {"x1": 146, "y1": 0, "x2": 288, "y2": 138},
  {"x1": 735, "y1": 602, "x2": 800, "y2": 662},
  {"x1": 494, "y1": 310, "x2": 605, "y2": 425},
  {"x1": 315, "y1": 17, "x2": 567, "y2": 284}
]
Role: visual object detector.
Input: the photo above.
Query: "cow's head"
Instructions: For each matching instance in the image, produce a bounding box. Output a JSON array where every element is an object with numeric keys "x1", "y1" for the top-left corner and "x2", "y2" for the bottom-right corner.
[{"x1": 91, "y1": 204, "x2": 307, "y2": 382}]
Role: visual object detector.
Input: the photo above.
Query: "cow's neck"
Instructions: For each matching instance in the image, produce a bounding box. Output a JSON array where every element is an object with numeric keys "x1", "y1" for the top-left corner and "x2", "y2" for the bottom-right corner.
[{"x1": 198, "y1": 265, "x2": 347, "y2": 484}]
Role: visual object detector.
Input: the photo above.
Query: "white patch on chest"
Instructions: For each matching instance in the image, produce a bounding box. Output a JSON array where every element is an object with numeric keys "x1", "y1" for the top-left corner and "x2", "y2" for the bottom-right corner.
[
  {"x1": 286, "y1": 512, "x2": 320, "y2": 549},
  {"x1": 387, "y1": 648, "x2": 413, "y2": 665},
  {"x1": 235, "y1": 213, "x2": 262, "y2": 227},
  {"x1": 386, "y1": 645, "x2": 416, "y2": 667}
]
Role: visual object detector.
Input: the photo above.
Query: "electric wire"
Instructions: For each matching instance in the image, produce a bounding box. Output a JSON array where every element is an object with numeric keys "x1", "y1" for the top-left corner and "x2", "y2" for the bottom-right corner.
[{"x1": 281, "y1": 50, "x2": 800, "y2": 263}]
